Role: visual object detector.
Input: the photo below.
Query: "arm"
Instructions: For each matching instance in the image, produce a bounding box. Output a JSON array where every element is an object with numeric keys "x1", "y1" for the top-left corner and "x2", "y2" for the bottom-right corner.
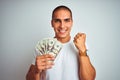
[
  {"x1": 26, "y1": 54, "x2": 55, "y2": 80},
  {"x1": 79, "y1": 53, "x2": 96, "y2": 80},
  {"x1": 74, "y1": 33, "x2": 96, "y2": 80},
  {"x1": 26, "y1": 65, "x2": 41, "y2": 80}
]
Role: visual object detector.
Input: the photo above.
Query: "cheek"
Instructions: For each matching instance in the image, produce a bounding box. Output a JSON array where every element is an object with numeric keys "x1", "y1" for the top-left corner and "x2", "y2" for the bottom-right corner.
[
  {"x1": 66, "y1": 22, "x2": 72, "y2": 28},
  {"x1": 53, "y1": 26, "x2": 59, "y2": 33},
  {"x1": 67, "y1": 24, "x2": 72, "y2": 31},
  {"x1": 52, "y1": 23, "x2": 60, "y2": 29},
  {"x1": 53, "y1": 25, "x2": 58, "y2": 29}
]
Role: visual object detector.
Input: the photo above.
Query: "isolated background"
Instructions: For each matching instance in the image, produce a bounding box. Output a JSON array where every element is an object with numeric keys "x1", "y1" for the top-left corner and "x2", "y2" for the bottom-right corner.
[{"x1": 0, "y1": 0, "x2": 120, "y2": 80}]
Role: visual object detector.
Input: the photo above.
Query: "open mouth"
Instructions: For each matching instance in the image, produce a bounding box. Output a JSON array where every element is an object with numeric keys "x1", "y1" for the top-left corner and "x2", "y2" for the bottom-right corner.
[{"x1": 59, "y1": 29, "x2": 67, "y2": 34}]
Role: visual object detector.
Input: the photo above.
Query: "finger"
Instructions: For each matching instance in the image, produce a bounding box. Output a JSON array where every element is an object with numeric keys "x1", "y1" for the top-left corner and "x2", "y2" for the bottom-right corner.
[
  {"x1": 40, "y1": 56, "x2": 55, "y2": 61},
  {"x1": 44, "y1": 54, "x2": 55, "y2": 59},
  {"x1": 45, "y1": 65, "x2": 53, "y2": 69},
  {"x1": 39, "y1": 64, "x2": 53, "y2": 70},
  {"x1": 74, "y1": 35, "x2": 79, "y2": 40},
  {"x1": 74, "y1": 37, "x2": 80, "y2": 43},
  {"x1": 45, "y1": 61, "x2": 54, "y2": 69},
  {"x1": 74, "y1": 36, "x2": 76, "y2": 40},
  {"x1": 75, "y1": 33, "x2": 84, "y2": 40},
  {"x1": 75, "y1": 33, "x2": 80, "y2": 38},
  {"x1": 37, "y1": 60, "x2": 54, "y2": 66},
  {"x1": 73, "y1": 39, "x2": 78, "y2": 45},
  {"x1": 46, "y1": 57, "x2": 55, "y2": 61},
  {"x1": 37, "y1": 65, "x2": 46, "y2": 70},
  {"x1": 36, "y1": 61, "x2": 54, "y2": 70},
  {"x1": 46, "y1": 60, "x2": 54, "y2": 65},
  {"x1": 36, "y1": 57, "x2": 54, "y2": 66},
  {"x1": 36, "y1": 54, "x2": 55, "y2": 63},
  {"x1": 36, "y1": 59, "x2": 45, "y2": 66},
  {"x1": 74, "y1": 33, "x2": 83, "y2": 39},
  {"x1": 38, "y1": 60, "x2": 54, "y2": 70},
  {"x1": 36, "y1": 54, "x2": 55, "y2": 60},
  {"x1": 76, "y1": 33, "x2": 79, "y2": 37},
  {"x1": 78, "y1": 33, "x2": 86, "y2": 37}
]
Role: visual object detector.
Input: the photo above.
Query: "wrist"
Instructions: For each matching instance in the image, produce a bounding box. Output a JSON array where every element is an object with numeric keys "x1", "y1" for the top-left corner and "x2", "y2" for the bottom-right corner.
[
  {"x1": 79, "y1": 50, "x2": 87, "y2": 56},
  {"x1": 35, "y1": 66, "x2": 42, "y2": 74}
]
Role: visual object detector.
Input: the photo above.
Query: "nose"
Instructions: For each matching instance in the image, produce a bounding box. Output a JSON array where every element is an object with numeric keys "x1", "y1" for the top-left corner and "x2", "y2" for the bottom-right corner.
[{"x1": 60, "y1": 21, "x2": 65, "y2": 29}]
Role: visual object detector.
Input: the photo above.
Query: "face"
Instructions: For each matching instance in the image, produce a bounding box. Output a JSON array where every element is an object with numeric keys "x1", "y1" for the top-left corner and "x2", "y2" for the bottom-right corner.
[{"x1": 51, "y1": 9, "x2": 73, "y2": 41}]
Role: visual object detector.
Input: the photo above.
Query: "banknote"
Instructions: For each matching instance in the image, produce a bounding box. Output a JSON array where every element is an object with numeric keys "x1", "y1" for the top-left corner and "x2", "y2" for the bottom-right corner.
[
  {"x1": 35, "y1": 39, "x2": 46, "y2": 55},
  {"x1": 50, "y1": 40, "x2": 62, "y2": 57},
  {"x1": 47, "y1": 38, "x2": 57, "y2": 52},
  {"x1": 35, "y1": 38, "x2": 63, "y2": 57},
  {"x1": 35, "y1": 41, "x2": 44, "y2": 55}
]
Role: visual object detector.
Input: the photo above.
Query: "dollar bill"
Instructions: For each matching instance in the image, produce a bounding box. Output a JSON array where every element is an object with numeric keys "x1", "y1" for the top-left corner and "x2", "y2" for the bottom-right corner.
[
  {"x1": 35, "y1": 38, "x2": 48, "y2": 54},
  {"x1": 39, "y1": 39, "x2": 47, "y2": 54},
  {"x1": 35, "y1": 38, "x2": 63, "y2": 58},
  {"x1": 35, "y1": 48, "x2": 43, "y2": 55},
  {"x1": 47, "y1": 38, "x2": 57, "y2": 52},
  {"x1": 50, "y1": 40, "x2": 62, "y2": 57}
]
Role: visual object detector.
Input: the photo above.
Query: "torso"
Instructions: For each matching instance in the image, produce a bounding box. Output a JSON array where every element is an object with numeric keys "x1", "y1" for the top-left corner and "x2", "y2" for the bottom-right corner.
[{"x1": 46, "y1": 39, "x2": 79, "y2": 80}]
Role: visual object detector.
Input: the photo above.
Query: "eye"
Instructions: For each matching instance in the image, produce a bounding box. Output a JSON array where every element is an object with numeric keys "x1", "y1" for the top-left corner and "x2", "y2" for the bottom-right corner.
[
  {"x1": 54, "y1": 19, "x2": 60, "y2": 23},
  {"x1": 64, "y1": 18, "x2": 71, "y2": 22}
]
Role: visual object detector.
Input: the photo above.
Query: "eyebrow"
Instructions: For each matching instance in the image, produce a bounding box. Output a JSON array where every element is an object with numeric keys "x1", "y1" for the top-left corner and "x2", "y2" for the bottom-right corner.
[
  {"x1": 53, "y1": 18, "x2": 71, "y2": 20},
  {"x1": 64, "y1": 18, "x2": 71, "y2": 21}
]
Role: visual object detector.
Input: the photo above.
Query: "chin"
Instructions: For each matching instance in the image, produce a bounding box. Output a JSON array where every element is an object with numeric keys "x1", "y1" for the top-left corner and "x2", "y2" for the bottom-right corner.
[
  {"x1": 58, "y1": 34, "x2": 69, "y2": 39},
  {"x1": 55, "y1": 32, "x2": 70, "y2": 38}
]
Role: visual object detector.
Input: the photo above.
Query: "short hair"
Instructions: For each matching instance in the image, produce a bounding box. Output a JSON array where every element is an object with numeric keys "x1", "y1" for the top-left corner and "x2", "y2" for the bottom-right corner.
[{"x1": 52, "y1": 5, "x2": 73, "y2": 20}]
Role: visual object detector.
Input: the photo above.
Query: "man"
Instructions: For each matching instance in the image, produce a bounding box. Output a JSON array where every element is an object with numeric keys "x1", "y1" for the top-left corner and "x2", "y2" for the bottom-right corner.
[{"x1": 26, "y1": 5, "x2": 96, "y2": 80}]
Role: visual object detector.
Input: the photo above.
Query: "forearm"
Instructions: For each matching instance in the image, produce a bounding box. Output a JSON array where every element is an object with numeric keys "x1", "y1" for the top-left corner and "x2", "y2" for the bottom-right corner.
[
  {"x1": 73, "y1": 33, "x2": 96, "y2": 80},
  {"x1": 35, "y1": 72, "x2": 40, "y2": 80},
  {"x1": 26, "y1": 65, "x2": 40, "y2": 80},
  {"x1": 79, "y1": 56, "x2": 96, "y2": 80}
]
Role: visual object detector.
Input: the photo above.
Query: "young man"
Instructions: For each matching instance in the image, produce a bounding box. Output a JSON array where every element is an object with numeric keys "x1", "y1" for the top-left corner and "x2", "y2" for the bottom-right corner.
[{"x1": 26, "y1": 5, "x2": 96, "y2": 80}]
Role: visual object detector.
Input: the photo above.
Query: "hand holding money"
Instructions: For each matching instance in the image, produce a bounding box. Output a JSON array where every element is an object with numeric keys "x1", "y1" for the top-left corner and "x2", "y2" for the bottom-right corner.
[
  {"x1": 35, "y1": 54, "x2": 55, "y2": 72},
  {"x1": 35, "y1": 38, "x2": 63, "y2": 57},
  {"x1": 35, "y1": 38, "x2": 63, "y2": 71}
]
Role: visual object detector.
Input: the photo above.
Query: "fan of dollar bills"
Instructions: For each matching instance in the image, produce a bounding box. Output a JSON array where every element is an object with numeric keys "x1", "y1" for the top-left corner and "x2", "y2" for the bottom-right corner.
[{"x1": 35, "y1": 38, "x2": 63, "y2": 57}]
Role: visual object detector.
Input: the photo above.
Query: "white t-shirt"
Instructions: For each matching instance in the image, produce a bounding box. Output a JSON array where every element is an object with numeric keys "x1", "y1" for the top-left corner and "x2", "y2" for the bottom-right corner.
[{"x1": 32, "y1": 39, "x2": 79, "y2": 80}]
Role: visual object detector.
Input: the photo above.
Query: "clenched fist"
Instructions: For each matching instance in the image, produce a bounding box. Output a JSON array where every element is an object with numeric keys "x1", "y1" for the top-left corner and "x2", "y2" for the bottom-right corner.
[{"x1": 73, "y1": 33, "x2": 87, "y2": 56}]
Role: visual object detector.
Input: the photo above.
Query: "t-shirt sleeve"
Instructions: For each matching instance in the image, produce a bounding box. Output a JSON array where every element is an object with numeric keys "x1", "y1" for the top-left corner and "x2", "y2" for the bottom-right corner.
[{"x1": 31, "y1": 48, "x2": 40, "y2": 65}]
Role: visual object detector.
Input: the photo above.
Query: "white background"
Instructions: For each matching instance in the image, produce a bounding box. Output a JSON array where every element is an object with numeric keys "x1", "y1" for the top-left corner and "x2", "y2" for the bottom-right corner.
[{"x1": 0, "y1": 0, "x2": 120, "y2": 80}]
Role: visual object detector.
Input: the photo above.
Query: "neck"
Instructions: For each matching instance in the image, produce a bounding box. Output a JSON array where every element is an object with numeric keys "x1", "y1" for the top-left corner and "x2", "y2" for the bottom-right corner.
[{"x1": 55, "y1": 36, "x2": 71, "y2": 43}]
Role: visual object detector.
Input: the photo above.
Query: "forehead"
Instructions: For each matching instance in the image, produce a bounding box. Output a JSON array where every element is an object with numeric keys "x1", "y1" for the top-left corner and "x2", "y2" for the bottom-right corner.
[{"x1": 53, "y1": 9, "x2": 71, "y2": 19}]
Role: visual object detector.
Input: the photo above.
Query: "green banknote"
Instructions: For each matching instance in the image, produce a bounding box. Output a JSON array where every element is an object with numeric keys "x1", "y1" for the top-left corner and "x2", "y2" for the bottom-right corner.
[{"x1": 35, "y1": 38, "x2": 63, "y2": 58}]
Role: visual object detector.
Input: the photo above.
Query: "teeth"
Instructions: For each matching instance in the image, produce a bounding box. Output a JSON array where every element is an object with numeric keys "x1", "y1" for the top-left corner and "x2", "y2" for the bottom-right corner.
[{"x1": 59, "y1": 30, "x2": 66, "y2": 33}]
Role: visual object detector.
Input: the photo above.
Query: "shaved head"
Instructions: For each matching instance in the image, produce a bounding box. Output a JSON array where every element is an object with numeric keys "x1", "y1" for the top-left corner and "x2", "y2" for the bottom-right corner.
[{"x1": 52, "y1": 5, "x2": 73, "y2": 20}]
